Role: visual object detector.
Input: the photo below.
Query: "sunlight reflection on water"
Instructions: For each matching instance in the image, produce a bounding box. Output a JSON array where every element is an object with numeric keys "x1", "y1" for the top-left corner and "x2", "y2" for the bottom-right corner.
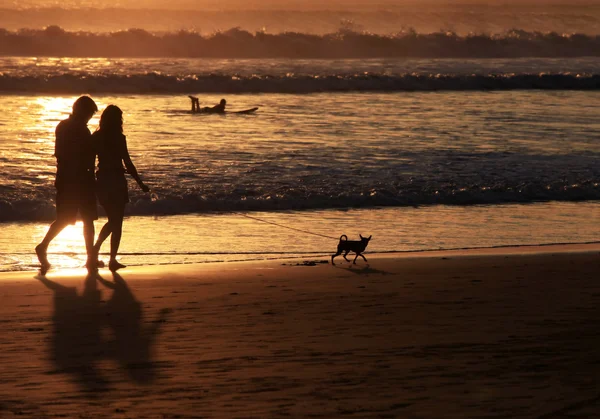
[{"x1": 0, "y1": 87, "x2": 598, "y2": 272}]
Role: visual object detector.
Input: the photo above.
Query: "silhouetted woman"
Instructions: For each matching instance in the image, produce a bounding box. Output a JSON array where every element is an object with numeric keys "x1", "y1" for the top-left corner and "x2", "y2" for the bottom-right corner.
[{"x1": 93, "y1": 105, "x2": 149, "y2": 271}]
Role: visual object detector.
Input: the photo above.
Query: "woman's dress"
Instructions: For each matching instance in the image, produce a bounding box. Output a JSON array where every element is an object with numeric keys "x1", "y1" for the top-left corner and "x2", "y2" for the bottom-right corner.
[{"x1": 93, "y1": 131, "x2": 130, "y2": 208}]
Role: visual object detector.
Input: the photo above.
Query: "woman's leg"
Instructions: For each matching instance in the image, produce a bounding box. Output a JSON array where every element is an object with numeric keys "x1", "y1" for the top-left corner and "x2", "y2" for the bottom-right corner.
[
  {"x1": 107, "y1": 204, "x2": 126, "y2": 271},
  {"x1": 94, "y1": 219, "x2": 112, "y2": 255}
]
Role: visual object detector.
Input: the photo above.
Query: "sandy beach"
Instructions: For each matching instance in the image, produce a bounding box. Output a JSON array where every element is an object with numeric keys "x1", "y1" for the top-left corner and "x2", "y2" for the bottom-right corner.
[{"x1": 0, "y1": 245, "x2": 599, "y2": 418}]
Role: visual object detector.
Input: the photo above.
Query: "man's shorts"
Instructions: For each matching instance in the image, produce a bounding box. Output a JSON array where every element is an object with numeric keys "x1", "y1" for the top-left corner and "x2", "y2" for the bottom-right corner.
[{"x1": 56, "y1": 183, "x2": 98, "y2": 224}]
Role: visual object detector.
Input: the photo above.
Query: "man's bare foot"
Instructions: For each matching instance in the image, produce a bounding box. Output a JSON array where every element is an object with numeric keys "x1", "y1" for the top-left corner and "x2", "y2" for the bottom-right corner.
[
  {"x1": 109, "y1": 260, "x2": 126, "y2": 272},
  {"x1": 35, "y1": 244, "x2": 50, "y2": 275}
]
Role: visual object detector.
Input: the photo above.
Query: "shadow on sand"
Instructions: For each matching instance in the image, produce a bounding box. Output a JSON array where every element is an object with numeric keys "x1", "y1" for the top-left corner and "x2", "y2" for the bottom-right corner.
[
  {"x1": 37, "y1": 271, "x2": 169, "y2": 395},
  {"x1": 334, "y1": 264, "x2": 394, "y2": 276}
]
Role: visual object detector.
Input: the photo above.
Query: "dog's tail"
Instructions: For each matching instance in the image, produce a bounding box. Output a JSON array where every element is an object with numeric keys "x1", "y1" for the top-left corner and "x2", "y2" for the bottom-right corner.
[{"x1": 339, "y1": 234, "x2": 348, "y2": 242}]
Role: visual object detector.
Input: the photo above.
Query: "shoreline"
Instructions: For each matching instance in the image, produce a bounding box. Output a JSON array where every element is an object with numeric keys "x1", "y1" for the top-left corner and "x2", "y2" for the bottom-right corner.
[{"x1": 1, "y1": 241, "x2": 599, "y2": 277}]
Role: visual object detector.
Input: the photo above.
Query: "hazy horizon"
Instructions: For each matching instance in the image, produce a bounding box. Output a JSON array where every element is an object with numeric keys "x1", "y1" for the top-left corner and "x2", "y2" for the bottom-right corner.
[{"x1": 1, "y1": 1, "x2": 599, "y2": 34}]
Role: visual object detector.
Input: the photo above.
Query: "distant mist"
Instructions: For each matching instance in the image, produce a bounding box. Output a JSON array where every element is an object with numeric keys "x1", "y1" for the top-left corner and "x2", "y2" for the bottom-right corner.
[
  {"x1": 1, "y1": 4, "x2": 599, "y2": 35},
  {"x1": 1, "y1": 26, "x2": 599, "y2": 59}
]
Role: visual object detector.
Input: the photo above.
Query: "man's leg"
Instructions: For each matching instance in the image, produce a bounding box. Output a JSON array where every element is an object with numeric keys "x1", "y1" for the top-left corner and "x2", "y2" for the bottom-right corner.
[
  {"x1": 189, "y1": 96, "x2": 198, "y2": 113},
  {"x1": 39, "y1": 187, "x2": 78, "y2": 272},
  {"x1": 36, "y1": 219, "x2": 69, "y2": 273}
]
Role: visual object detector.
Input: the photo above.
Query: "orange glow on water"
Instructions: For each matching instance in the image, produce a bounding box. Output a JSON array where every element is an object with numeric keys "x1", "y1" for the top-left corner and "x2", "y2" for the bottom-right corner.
[{"x1": 34, "y1": 96, "x2": 100, "y2": 132}]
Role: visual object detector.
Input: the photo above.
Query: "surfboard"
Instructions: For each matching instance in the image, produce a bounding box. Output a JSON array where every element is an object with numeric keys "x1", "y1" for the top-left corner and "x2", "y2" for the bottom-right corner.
[
  {"x1": 192, "y1": 107, "x2": 258, "y2": 115},
  {"x1": 168, "y1": 107, "x2": 259, "y2": 115},
  {"x1": 230, "y1": 107, "x2": 259, "y2": 114}
]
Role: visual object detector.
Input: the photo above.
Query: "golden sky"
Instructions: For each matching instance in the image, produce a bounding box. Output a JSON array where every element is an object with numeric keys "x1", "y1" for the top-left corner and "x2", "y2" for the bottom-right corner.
[{"x1": 1, "y1": 0, "x2": 595, "y2": 10}]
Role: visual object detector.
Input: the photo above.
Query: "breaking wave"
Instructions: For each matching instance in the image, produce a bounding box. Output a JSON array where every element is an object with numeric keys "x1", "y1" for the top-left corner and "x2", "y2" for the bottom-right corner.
[
  {"x1": 1, "y1": 72, "x2": 599, "y2": 94},
  {"x1": 1, "y1": 178, "x2": 598, "y2": 223},
  {"x1": 1, "y1": 26, "x2": 600, "y2": 59}
]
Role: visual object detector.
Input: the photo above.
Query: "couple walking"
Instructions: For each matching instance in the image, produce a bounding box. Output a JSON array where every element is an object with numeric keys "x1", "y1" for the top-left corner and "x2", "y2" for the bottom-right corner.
[{"x1": 35, "y1": 96, "x2": 149, "y2": 275}]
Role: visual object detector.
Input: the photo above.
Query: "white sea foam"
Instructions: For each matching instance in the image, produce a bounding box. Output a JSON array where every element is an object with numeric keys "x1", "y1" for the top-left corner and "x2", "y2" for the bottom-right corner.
[{"x1": 0, "y1": 56, "x2": 599, "y2": 94}]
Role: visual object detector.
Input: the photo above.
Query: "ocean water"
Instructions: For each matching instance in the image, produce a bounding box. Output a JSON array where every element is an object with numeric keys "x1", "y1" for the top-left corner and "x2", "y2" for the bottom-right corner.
[{"x1": 0, "y1": 57, "x2": 599, "y2": 272}]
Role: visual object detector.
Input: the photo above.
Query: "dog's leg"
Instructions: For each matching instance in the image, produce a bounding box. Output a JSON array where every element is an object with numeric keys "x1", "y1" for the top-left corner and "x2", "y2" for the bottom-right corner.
[
  {"x1": 331, "y1": 252, "x2": 340, "y2": 265},
  {"x1": 343, "y1": 251, "x2": 350, "y2": 262},
  {"x1": 353, "y1": 253, "x2": 368, "y2": 264},
  {"x1": 353, "y1": 253, "x2": 359, "y2": 264}
]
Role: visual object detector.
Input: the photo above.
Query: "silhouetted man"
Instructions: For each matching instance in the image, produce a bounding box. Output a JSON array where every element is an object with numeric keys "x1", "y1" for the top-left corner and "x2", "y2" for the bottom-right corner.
[
  {"x1": 35, "y1": 96, "x2": 99, "y2": 274},
  {"x1": 210, "y1": 98, "x2": 227, "y2": 113}
]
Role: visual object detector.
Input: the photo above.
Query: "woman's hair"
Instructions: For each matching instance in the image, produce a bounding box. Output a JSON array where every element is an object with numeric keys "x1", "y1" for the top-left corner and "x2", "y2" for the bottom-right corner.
[{"x1": 99, "y1": 104, "x2": 123, "y2": 134}]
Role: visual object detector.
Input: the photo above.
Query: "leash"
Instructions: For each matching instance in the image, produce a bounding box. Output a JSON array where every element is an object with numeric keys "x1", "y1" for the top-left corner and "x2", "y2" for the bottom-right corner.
[
  {"x1": 149, "y1": 191, "x2": 338, "y2": 241},
  {"x1": 233, "y1": 212, "x2": 339, "y2": 241}
]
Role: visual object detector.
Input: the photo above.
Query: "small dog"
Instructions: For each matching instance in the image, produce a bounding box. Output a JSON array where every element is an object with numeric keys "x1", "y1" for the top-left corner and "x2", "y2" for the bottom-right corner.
[{"x1": 331, "y1": 234, "x2": 372, "y2": 265}]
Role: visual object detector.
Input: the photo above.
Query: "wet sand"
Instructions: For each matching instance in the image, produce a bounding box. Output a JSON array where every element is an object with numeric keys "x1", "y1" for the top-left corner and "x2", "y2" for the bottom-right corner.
[{"x1": 0, "y1": 244, "x2": 599, "y2": 418}]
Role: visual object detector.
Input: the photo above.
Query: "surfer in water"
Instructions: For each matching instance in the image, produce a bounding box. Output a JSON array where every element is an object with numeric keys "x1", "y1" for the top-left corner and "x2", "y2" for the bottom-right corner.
[{"x1": 189, "y1": 96, "x2": 226, "y2": 114}]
